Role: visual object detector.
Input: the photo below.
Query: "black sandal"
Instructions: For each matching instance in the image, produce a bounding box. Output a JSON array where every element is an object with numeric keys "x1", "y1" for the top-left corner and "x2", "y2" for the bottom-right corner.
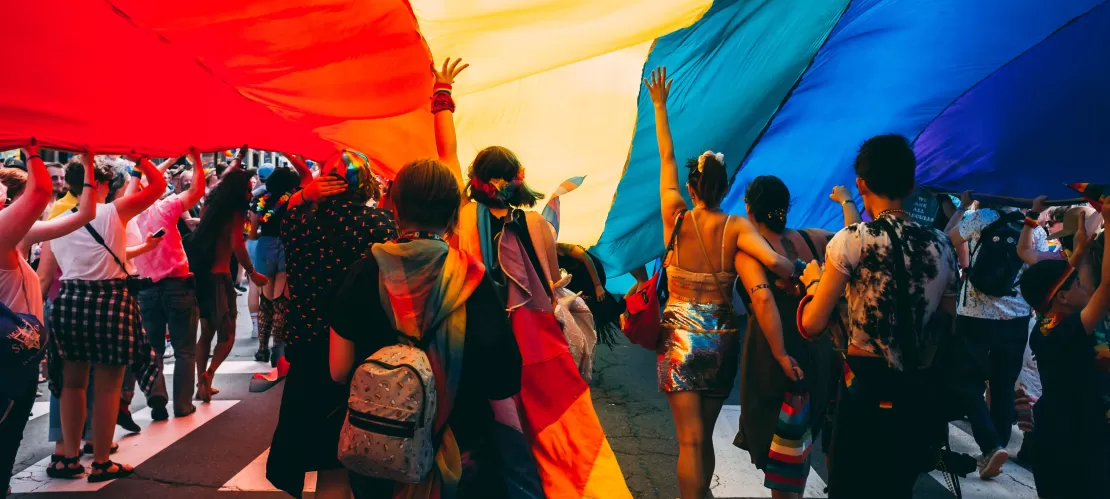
[
  {"x1": 88, "y1": 460, "x2": 133, "y2": 483},
  {"x1": 81, "y1": 442, "x2": 119, "y2": 455},
  {"x1": 45, "y1": 455, "x2": 85, "y2": 479}
]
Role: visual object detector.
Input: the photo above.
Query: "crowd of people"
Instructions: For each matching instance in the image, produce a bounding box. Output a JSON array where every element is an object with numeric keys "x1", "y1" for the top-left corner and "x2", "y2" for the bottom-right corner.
[{"x1": 0, "y1": 59, "x2": 1107, "y2": 499}]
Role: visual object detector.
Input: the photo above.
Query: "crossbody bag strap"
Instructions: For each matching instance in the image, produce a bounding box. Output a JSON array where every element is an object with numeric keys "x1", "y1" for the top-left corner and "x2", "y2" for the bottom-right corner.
[
  {"x1": 663, "y1": 210, "x2": 686, "y2": 266},
  {"x1": 798, "y1": 229, "x2": 822, "y2": 264},
  {"x1": 73, "y1": 208, "x2": 132, "y2": 277},
  {"x1": 689, "y1": 211, "x2": 735, "y2": 309}
]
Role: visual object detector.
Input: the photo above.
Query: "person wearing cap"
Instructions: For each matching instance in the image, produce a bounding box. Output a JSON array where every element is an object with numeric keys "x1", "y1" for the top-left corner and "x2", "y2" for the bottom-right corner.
[
  {"x1": 947, "y1": 191, "x2": 1048, "y2": 479},
  {"x1": 4, "y1": 157, "x2": 25, "y2": 172},
  {"x1": 1019, "y1": 201, "x2": 1104, "y2": 268},
  {"x1": 1017, "y1": 197, "x2": 1110, "y2": 499}
]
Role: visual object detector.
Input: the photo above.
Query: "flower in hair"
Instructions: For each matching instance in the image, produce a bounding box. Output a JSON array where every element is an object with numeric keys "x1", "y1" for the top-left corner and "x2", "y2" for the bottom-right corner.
[
  {"x1": 697, "y1": 151, "x2": 725, "y2": 172},
  {"x1": 471, "y1": 168, "x2": 526, "y2": 202}
]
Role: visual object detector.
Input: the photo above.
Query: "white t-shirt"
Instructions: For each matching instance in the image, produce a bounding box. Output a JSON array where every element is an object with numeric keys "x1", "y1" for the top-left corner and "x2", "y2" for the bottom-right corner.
[
  {"x1": 0, "y1": 256, "x2": 44, "y2": 322},
  {"x1": 957, "y1": 208, "x2": 1047, "y2": 320},
  {"x1": 52, "y1": 203, "x2": 131, "y2": 281}
]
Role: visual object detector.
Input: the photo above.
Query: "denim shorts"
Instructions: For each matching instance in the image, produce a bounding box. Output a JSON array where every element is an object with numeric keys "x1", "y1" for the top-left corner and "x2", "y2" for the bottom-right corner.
[{"x1": 248, "y1": 236, "x2": 286, "y2": 276}]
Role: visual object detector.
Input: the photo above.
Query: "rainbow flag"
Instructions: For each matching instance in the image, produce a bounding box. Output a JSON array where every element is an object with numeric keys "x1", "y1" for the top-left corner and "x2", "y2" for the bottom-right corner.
[
  {"x1": 541, "y1": 176, "x2": 585, "y2": 238},
  {"x1": 1067, "y1": 183, "x2": 1106, "y2": 211},
  {"x1": 221, "y1": 149, "x2": 234, "y2": 160}
]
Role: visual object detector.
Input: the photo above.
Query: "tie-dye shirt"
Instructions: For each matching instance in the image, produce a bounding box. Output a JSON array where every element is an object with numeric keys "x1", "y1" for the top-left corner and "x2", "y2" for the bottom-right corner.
[{"x1": 826, "y1": 216, "x2": 960, "y2": 370}]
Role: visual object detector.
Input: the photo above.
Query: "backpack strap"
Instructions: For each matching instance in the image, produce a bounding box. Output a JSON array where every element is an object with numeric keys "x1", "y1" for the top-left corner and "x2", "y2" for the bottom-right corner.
[
  {"x1": 877, "y1": 218, "x2": 917, "y2": 367},
  {"x1": 664, "y1": 210, "x2": 686, "y2": 267},
  {"x1": 798, "y1": 229, "x2": 822, "y2": 264}
]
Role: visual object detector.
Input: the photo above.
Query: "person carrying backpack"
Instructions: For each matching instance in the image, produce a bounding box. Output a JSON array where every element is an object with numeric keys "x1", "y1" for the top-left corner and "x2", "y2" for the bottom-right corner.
[
  {"x1": 948, "y1": 191, "x2": 1048, "y2": 479},
  {"x1": 328, "y1": 159, "x2": 523, "y2": 498}
]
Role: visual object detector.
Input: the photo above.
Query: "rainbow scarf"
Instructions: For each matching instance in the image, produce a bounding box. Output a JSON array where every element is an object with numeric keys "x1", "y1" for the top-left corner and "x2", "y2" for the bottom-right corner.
[{"x1": 371, "y1": 240, "x2": 485, "y2": 499}]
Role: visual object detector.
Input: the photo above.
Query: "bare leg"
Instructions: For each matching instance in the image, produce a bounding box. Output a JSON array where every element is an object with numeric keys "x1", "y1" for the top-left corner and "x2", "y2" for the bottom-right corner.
[
  {"x1": 700, "y1": 396, "x2": 726, "y2": 490},
  {"x1": 668, "y1": 391, "x2": 710, "y2": 499},
  {"x1": 60, "y1": 362, "x2": 90, "y2": 459},
  {"x1": 195, "y1": 317, "x2": 216, "y2": 401},
  {"x1": 315, "y1": 469, "x2": 352, "y2": 499},
  {"x1": 206, "y1": 315, "x2": 236, "y2": 386},
  {"x1": 772, "y1": 490, "x2": 802, "y2": 499},
  {"x1": 248, "y1": 281, "x2": 261, "y2": 339},
  {"x1": 90, "y1": 364, "x2": 126, "y2": 464}
]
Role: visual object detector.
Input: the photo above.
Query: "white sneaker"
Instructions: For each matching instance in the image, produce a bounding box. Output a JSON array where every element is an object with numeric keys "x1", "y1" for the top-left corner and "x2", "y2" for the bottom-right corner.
[{"x1": 978, "y1": 448, "x2": 1008, "y2": 480}]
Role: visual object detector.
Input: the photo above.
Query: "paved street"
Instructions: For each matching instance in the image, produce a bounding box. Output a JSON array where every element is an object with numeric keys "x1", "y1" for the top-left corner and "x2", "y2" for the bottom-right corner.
[{"x1": 10, "y1": 298, "x2": 1040, "y2": 498}]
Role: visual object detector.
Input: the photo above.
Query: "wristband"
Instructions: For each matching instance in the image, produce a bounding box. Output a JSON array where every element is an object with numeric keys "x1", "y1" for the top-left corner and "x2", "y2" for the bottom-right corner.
[
  {"x1": 840, "y1": 199, "x2": 854, "y2": 206},
  {"x1": 433, "y1": 82, "x2": 453, "y2": 95},
  {"x1": 1024, "y1": 211, "x2": 1041, "y2": 228},
  {"x1": 83, "y1": 183, "x2": 95, "y2": 189},
  {"x1": 27, "y1": 155, "x2": 41, "y2": 161},
  {"x1": 431, "y1": 91, "x2": 456, "y2": 114},
  {"x1": 130, "y1": 169, "x2": 143, "y2": 178},
  {"x1": 806, "y1": 279, "x2": 821, "y2": 290}
]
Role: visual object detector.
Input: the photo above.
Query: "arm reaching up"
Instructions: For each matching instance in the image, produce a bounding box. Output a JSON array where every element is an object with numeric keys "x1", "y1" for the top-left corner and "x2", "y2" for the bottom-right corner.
[
  {"x1": 0, "y1": 142, "x2": 53, "y2": 255},
  {"x1": 431, "y1": 57, "x2": 469, "y2": 192},
  {"x1": 1080, "y1": 198, "x2": 1110, "y2": 333},
  {"x1": 22, "y1": 148, "x2": 97, "y2": 244},
  {"x1": 286, "y1": 153, "x2": 314, "y2": 188},
  {"x1": 115, "y1": 157, "x2": 166, "y2": 223},
  {"x1": 179, "y1": 150, "x2": 207, "y2": 211},
  {"x1": 645, "y1": 67, "x2": 688, "y2": 236},
  {"x1": 1018, "y1": 196, "x2": 1063, "y2": 265},
  {"x1": 830, "y1": 185, "x2": 862, "y2": 226}
]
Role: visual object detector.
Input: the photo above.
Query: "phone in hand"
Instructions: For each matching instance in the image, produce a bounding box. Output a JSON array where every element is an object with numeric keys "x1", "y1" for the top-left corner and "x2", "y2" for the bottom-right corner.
[{"x1": 152, "y1": 228, "x2": 166, "y2": 239}]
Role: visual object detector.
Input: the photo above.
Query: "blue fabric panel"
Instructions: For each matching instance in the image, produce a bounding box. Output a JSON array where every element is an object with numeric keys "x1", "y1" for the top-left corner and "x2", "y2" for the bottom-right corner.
[
  {"x1": 591, "y1": 0, "x2": 849, "y2": 275},
  {"x1": 914, "y1": 2, "x2": 1110, "y2": 200},
  {"x1": 722, "y1": 0, "x2": 1104, "y2": 232}
]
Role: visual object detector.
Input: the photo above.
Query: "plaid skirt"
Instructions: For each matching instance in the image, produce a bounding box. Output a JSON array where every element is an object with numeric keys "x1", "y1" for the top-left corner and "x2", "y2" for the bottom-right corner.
[{"x1": 48, "y1": 279, "x2": 160, "y2": 395}]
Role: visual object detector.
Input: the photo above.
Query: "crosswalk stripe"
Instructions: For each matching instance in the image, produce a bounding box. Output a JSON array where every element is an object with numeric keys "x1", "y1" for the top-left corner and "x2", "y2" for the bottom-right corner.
[
  {"x1": 162, "y1": 360, "x2": 272, "y2": 375},
  {"x1": 30, "y1": 401, "x2": 50, "y2": 421},
  {"x1": 711, "y1": 405, "x2": 829, "y2": 498},
  {"x1": 936, "y1": 422, "x2": 1038, "y2": 499},
  {"x1": 220, "y1": 448, "x2": 317, "y2": 492},
  {"x1": 10, "y1": 400, "x2": 238, "y2": 493}
]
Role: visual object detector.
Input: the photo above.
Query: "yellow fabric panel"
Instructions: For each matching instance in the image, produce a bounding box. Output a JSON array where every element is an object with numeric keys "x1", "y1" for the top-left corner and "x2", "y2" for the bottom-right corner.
[
  {"x1": 581, "y1": 438, "x2": 634, "y2": 499},
  {"x1": 410, "y1": 0, "x2": 713, "y2": 246}
]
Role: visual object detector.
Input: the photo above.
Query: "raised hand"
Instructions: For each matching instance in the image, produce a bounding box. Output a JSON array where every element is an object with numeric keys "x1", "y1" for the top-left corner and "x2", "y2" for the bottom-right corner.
[
  {"x1": 433, "y1": 58, "x2": 469, "y2": 86},
  {"x1": 830, "y1": 185, "x2": 853, "y2": 204},
  {"x1": 1032, "y1": 195, "x2": 1049, "y2": 214},
  {"x1": 644, "y1": 66, "x2": 672, "y2": 106},
  {"x1": 303, "y1": 174, "x2": 347, "y2": 202},
  {"x1": 960, "y1": 190, "x2": 975, "y2": 209}
]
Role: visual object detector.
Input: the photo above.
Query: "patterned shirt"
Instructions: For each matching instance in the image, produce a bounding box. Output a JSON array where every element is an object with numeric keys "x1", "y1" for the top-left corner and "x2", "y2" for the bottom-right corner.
[
  {"x1": 958, "y1": 208, "x2": 1047, "y2": 320},
  {"x1": 826, "y1": 216, "x2": 960, "y2": 370},
  {"x1": 279, "y1": 194, "x2": 397, "y2": 358}
]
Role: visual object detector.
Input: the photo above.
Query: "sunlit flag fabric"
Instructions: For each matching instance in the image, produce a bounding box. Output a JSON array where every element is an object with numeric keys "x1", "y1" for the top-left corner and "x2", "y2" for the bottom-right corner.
[
  {"x1": 3, "y1": 0, "x2": 1106, "y2": 277},
  {"x1": 542, "y1": 176, "x2": 587, "y2": 238}
]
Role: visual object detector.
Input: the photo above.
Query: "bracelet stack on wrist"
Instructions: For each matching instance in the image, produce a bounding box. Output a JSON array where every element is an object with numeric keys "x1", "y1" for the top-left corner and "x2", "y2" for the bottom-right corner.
[
  {"x1": 1024, "y1": 211, "x2": 1041, "y2": 228},
  {"x1": 431, "y1": 82, "x2": 456, "y2": 114}
]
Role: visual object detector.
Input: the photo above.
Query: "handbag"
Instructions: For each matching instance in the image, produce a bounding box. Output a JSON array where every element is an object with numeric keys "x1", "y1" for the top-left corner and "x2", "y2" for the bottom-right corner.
[
  {"x1": 621, "y1": 211, "x2": 686, "y2": 350},
  {"x1": 764, "y1": 381, "x2": 813, "y2": 494},
  {"x1": 0, "y1": 268, "x2": 47, "y2": 406}
]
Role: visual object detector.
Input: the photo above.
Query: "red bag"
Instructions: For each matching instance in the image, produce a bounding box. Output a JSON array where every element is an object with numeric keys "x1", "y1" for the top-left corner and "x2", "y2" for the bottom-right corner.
[{"x1": 620, "y1": 211, "x2": 685, "y2": 350}]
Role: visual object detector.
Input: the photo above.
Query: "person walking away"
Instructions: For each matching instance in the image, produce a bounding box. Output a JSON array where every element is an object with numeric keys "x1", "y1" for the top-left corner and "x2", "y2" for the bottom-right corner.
[
  {"x1": 644, "y1": 66, "x2": 795, "y2": 499},
  {"x1": 186, "y1": 160, "x2": 267, "y2": 402},
  {"x1": 266, "y1": 151, "x2": 394, "y2": 499},
  {"x1": 1016, "y1": 196, "x2": 1110, "y2": 498},
  {"x1": 131, "y1": 150, "x2": 207, "y2": 420},
  {"x1": 49, "y1": 154, "x2": 167, "y2": 481},
  {"x1": 734, "y1": 176, "x2": 844, "y2": 498},
  {"x1": 798, "y1": 134, "x2": 960, "y2": 498},
  {"x1": 247, "y1": 165, "x2": 298, "y2": 363},
  {"x1": 327, "y1": 159, "x2": 524, "y2": 498},
  {"x1": 947, "y1": 190, "x2": 1048, "y2": 478}
]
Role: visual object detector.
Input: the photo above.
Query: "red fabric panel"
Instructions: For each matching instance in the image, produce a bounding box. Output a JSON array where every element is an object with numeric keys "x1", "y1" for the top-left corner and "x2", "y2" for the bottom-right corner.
[
  {"x1": 0, "y1": 0, "x2": 433, "y2": 167},
  {"x1": 513, "y1": 308, "x2": 588, "y2": 433}
]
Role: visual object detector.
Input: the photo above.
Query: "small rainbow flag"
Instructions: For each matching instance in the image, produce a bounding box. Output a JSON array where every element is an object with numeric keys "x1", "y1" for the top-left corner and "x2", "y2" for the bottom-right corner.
[
  {"x1": 542, "y1": 176, "x2": 586, "y2": 238},
  {"x1": 222, "y1": 150, "x2": 234, "y2": 159},
  {"x1": 879, "y1": 401, "x2": 893, "y2": 409},
  {"x1": 1067, "y1": 183, "x2": 1106, "y2": 211}
]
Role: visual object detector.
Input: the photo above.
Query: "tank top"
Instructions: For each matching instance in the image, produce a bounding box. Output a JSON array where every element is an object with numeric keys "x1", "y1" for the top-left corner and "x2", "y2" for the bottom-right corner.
[
  {"x1": 52, "y1": 203, "x2": 130, "y2": 281},
  {"x1": 0, "y1": 256, "x2": 44, "y2": 322},
  {"x1": 668, "y1": 214, "x2": 737, "y2": 299}
]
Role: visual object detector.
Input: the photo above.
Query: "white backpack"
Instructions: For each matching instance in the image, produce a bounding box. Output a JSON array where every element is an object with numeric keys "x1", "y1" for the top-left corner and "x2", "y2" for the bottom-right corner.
[{"x1": 338, "y1": 341, "x2": 437, "y2": 483}]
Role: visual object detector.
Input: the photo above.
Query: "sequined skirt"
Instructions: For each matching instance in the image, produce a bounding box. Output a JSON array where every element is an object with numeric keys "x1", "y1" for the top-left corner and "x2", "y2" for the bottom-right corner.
[{"x1": 657, "y1": 300, "x2": 740, "y2": 397}]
